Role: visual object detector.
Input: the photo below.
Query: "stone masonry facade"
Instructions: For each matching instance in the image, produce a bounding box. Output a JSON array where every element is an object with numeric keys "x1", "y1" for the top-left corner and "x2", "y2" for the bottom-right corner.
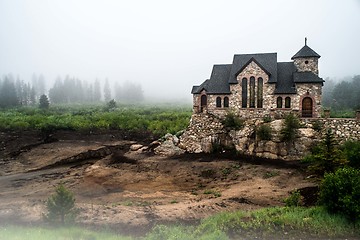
[{"x1": 191, "y1": 41, "x2": 324, "y2": 119}]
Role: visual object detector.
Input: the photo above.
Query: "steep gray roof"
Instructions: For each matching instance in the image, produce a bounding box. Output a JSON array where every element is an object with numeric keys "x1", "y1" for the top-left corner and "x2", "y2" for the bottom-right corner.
[
  {"x1": 293, "y1": 72, "x2": 324, "y2": 83},
  {"x1": 274, "y1": 62, "x2": 297, "y2": 94},
  {"x1": 291, "y1": 45, "x2": 321, "y2": 59},
  {"x1": 191, "y1": 49, "x2": 323, "y2": 96},
  {"x1": 228, "y1": 53, "x2": 277, "y2": 83},
  {"x1": 191, "y1": 64, "x2": 231, "y2": 94}
]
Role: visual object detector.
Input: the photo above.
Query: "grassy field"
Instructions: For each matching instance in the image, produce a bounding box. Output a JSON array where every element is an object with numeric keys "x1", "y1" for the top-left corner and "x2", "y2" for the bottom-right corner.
[
  {"x1": 1, "y1": 207, "x2": 359, "y2": 239},
  {"x1": 0, "y1": 104, "x2": 192, "y2": 137}
]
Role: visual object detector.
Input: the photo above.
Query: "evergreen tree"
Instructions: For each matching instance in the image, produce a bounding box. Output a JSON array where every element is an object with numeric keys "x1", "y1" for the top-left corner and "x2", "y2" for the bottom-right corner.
[
  {"x1": 93, "y1": 79, "x2": 101, "y2": 102},
  {"x1": 104, "y1": 78, "x2": 111, "y2": 102},
  {"x1": 39, "y1": 94, "x2": 50, "y2": 109},
  {"x1": 44, "y1": 184, "x2": 77, "y2": 225},
  {"x1": 0, "y1": 76, "x2": 19, "y2": 108},
  {"x1": 29, "y1": 86, "x2": 36, "y2": 105},
  {"x1": 303, "y1": 128, "x2": 348, "y2": 176}
]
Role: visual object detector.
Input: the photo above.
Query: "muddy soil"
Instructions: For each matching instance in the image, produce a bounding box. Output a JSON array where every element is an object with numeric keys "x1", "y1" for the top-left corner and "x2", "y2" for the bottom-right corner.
[{"x1": 0, "y1": 130, "x2": 315, "y2": 234}]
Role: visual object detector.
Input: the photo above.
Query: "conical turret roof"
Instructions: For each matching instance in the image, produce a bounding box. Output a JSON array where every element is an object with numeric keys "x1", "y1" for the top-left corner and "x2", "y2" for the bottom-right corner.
[{"x1": 292, "y1": 38, "x2": 320, "y2": 59}]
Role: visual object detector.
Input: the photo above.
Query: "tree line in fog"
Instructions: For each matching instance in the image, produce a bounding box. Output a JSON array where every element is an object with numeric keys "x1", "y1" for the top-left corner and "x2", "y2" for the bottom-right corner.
[
  {"x1": 0, "y1": 74, "x2": 143, "y2": 108},
  {"x1": 322, "y1": 75, "x2": 360, "y2": 111}
]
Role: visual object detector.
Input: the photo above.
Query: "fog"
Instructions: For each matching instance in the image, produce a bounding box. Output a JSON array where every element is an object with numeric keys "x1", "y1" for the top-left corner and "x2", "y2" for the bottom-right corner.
[{"x1": 0, "y1": 0, "x2": 359, "y2": 101}]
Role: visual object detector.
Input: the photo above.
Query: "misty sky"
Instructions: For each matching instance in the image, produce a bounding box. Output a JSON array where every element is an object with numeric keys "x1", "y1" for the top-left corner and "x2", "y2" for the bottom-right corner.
[{"x1": 0, "y1": 0, "x2": 359, "y2": 100}]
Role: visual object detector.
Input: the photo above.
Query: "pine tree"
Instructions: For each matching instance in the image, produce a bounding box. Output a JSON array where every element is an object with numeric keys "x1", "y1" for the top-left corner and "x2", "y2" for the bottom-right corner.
[
  {"x1": 44, "y1": 184, "x2": 77, "y2": 225},
  {"x1": 104, "y1": 78, "x2": 111, "y2": 102},
  {"x1": 39, "y1": 94, "x2": 50, "y2": 109},
  {"x1": 93, "y1": 79, "x2": 101, "y2": 102}
]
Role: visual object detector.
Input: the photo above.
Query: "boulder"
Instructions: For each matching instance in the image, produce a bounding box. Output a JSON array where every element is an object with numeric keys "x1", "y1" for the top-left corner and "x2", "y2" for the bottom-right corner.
[
  {"x1": 154, "y1": 140, "x2": 185, "y2": 156},
  {"x1": 130, "y1": 144, "x2": 143, "y2": 151}
]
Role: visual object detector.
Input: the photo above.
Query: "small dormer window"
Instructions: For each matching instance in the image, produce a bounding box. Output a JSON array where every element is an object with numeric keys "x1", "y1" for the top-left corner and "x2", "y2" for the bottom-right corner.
[{"x1": 305, "y1": 60, "x2": 309, "y2": 64}]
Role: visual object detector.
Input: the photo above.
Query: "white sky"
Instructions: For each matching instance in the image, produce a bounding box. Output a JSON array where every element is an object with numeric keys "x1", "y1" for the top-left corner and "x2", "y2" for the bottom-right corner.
[{"x1": 0, "y1": 0, "x2": 359, "y2": 100}]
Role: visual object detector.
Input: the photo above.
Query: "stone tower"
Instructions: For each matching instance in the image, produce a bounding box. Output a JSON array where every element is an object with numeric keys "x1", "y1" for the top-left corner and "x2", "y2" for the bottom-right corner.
[{"x1": 291, "y1": 38, "x2": 321, "y2": 75}]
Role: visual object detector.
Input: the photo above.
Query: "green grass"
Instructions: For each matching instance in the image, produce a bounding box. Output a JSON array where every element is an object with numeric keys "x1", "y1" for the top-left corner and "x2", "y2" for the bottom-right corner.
[
  {"x1": 1, "y1": 207, "x2": 359, "y2": 239},
  {"x1": 328, "y1": 109, "x2": 356, "y2": 118},
  {"x1": 0, "y1": 104, "x2": 192, "y2": 137},
  {"x1": 0, "y1": 226, "x2": 132, "y2": 240}
]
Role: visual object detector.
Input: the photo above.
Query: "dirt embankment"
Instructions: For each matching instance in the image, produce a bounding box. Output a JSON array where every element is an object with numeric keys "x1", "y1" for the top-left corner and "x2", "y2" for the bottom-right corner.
[{"x1": 0, "y1": 130, "x2": 315, "y2": 232}]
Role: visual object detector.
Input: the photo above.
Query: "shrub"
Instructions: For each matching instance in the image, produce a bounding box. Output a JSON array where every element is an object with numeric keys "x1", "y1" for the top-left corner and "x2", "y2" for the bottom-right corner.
[
  {"x1": 256, "y1": 124, "x2": 272, "y2": 140},
  {"x1": 44, "y1": 184, "x2": 77, "y2": 225},
  {"x1": 263, "y1": 115, "x2": 272, "y2": 123},
  {"x1": 302, "y1": 129, "x2": 347, "y2": 176},
  {"x1": 284, "y1": 190, "x2": 302, "y2": 207},
  {"x1": 341, "y1": 140, "x2": 360, "y2": 169},
  {"x1": 319, "y1": 167, "x2": 360, "y2": 222},
  {"x1": 222, "y1": 112, "x2": 244, "y2": 130},
  {"x1": 311, "y1": 120, "x2": 323, "y2": 132},
  {"x1": 280, "y1": 113, "x2": 300, "y2": 142},
  {"x1": 106, "y1": 99, "x2": 116, "y2": 110}
]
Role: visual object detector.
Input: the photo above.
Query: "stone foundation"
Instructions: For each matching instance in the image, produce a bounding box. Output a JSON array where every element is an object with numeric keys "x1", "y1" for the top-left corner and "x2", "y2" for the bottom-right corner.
[{"x1": 179, "y1": 113, "x2": 360, "y2": 160}]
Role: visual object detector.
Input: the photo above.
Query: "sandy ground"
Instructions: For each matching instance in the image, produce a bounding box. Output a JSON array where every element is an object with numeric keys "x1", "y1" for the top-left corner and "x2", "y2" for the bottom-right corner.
[{"x1": 0, "y1": 130, "x2": 315, "y2": 234}]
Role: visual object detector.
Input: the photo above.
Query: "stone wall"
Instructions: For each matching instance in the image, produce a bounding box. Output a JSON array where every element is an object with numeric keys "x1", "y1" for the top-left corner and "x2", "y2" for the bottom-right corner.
[
  {"x1": 179, "y1": 113, "x2": 360, "y2": 161},
  {"x1": 294, "y1": 57, "x2": 319, "y2": 75},
  {"x1": 303, "y1": 118, "x2": 360, "y2": 143},
  {"x1": 178, "y1": 113, "x2": 229, "y2": 153}
]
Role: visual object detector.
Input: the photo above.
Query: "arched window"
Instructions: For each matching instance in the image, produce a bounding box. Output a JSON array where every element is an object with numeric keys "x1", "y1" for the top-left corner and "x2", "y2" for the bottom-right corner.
[
  {"x1": 249, "y1": 76, "x2": 255, "y2": 108},
  {"x1": 224, "y1": 97, "x2": 229, "y2": 108},
  {"x1": 241, "y1": 78, "x2": 247, "y2": 108},
  {"x1": 216, "y1": 97, "x2": 222, "y2": 108},
  {"x1": 285, "y1": 97, "x2": 291, "y2": 108},
  {"x1": 277, "y1": 96, "x2": 283, "y2": 108},
  {"x1": 257, "y1": 77, "x2": 263, "y2": 108},
  {"x1": 200, "y1": 95, "x2": 207, "y2": 112}
]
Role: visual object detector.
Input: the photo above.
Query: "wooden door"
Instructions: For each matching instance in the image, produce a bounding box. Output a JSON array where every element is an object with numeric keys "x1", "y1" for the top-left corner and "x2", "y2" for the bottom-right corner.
[{"x1": 302, "y1": 97, "x2": 313, "y2": 117}]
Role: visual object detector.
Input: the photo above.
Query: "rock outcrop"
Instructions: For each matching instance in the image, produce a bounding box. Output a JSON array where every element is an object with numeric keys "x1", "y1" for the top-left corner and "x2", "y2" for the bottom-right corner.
[
  {"x1": 154, "y1": 133, "x2": 185, "y2": 156},
  {"x1": 179, "y1": 113, "x2": 360, "y2": 161}
]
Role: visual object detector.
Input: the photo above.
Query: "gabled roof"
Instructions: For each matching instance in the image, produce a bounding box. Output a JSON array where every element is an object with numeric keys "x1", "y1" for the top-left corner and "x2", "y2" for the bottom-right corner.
[
  {"x1": 274, "y1": 62, "x2": 297, "y2": 94},
  {"x1": 291, "y1": 45, "x2": 321, "y2": 59},
  {"x1": 229, "y1": 53, "x2": 278, "y2": 84},
  {"x1": 191, "y1": 79, "x2": 209, "y2": 94},
  {"x1": 293, "y1": 72, "x2": 324, "y2": 83},
  {"x1": 191, "y1": 65, "x2": 231, "y2": 94}
]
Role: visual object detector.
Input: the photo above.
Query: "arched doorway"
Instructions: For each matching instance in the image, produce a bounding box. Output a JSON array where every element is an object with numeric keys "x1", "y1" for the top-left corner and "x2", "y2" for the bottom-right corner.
[
  {"x1": 302, "y1": 97, "x2": 313, "y2": 117},
  {"x1": 200, "y1": 95, "x2": 207, "y2": 112}
]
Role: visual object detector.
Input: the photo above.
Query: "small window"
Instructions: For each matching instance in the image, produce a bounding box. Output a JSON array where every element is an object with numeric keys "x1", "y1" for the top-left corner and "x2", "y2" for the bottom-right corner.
[
  {"x1": 285, "y1": 97, "x2": 291, "y2": 108},
  {"x1": 305, "y1": 60, "x2": 309, "y2": 64},
  {"x1": 216, "y1": 97, "x2": 222, "y2": 108},
  {"x1": 277, "y1": 97, "x2": 283, "y2": 108},
  {"x1": 224, "y1": 97, "x2": 229, "y2": 108}
]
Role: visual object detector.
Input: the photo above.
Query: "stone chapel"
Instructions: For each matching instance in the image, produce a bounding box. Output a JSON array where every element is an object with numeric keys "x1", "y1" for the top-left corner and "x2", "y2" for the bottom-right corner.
[{"x1": 191, "y1": 39, "x2": 324, "y2": 118}]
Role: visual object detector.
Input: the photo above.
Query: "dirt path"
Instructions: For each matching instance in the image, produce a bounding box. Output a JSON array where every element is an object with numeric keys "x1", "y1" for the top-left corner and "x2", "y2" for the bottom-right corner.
[{"x1": 0, "y1": 131, "x2": 315, "y2": 232}]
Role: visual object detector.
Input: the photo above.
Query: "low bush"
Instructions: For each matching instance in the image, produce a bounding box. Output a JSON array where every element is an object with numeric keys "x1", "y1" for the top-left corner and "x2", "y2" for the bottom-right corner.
[
  {"x1": 256, "y1": 124, "x2": 272, "y2": 140},
  {"x1": 319, "y1": 167, "x2": 360, "y2": 223},
  {"x1": 263, "y1": 115, "x2": 272, "y2": 123},
  {"x1": 0, "y1": 105, "x2": 192, "y2": 137},
  {"x1": 222, "y1": 112, "x2": 244, "y2": 130},
  {"x1": 311, "y1": 120, "x2": 323, "y2": 132},
  {"x1": 341, "y1": 140, "x2": 360, "y2": 169},
  {"x1": 284, "y1": 190, "x2": 302, "y2": 207}
]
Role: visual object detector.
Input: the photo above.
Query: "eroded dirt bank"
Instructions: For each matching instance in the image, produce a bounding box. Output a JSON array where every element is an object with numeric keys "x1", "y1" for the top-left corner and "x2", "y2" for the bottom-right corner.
[{"x1": 0, "y1": 130, "x2": 315, "y2": 233}]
